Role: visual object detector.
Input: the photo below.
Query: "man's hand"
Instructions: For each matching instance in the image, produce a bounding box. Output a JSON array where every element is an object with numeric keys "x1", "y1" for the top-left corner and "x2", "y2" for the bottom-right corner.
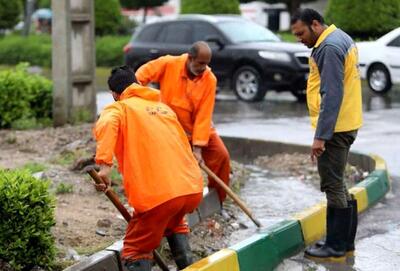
[
  {"x1": 311, "y1": 138, "x2": 326, "y2": 162},
  {"x1": 193, "y1": 146, "x2": 204, "y2": 164},
  {"x1": 95, "y1": 164, "x2": 112, "y2": 192}
]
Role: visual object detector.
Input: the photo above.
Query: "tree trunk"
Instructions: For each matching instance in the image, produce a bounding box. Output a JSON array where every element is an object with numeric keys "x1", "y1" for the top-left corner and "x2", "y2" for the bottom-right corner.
[
  {"x1": 23, "y1": 0, "x2": 36, "y2": 36},
  {"x1": 142, "y1": 6, "x2": 148, "y2": 24}
]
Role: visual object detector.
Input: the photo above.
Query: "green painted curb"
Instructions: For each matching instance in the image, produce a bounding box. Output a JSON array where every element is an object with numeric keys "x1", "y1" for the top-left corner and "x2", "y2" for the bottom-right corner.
[
  {"x1": 229, "y1": 233, "x2": 280, "y2": 271},
  {"x1": 264, "y1": 220, "x2": 305, "y2": 259},
  {"x1": 356, "y1": 170, "x2": 390, "y2": 206}
]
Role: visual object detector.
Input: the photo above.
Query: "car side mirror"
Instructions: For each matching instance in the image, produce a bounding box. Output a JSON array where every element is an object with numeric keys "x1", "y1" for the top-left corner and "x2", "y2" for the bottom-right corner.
[{"x1": 205, "y1": 35, "x2": 225, "y2": 50}]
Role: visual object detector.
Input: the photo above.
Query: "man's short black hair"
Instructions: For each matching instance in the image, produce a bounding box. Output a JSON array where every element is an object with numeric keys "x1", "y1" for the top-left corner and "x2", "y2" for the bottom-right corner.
[
  {"x1": 291, "y1": 8, "x2": 324, "y2": 26},
  {"x1": 107, "y1": 66, "x2": 136, "y2": 94}
]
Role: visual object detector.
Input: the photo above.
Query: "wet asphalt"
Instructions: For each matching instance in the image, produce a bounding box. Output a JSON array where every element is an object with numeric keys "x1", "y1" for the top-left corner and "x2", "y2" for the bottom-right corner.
[
  {"x1": 212, "y1": 86, "x2": 400, "y2": 271},
  {"x1": 97, "y1": 84, "x2": 400, "y2": 270}
]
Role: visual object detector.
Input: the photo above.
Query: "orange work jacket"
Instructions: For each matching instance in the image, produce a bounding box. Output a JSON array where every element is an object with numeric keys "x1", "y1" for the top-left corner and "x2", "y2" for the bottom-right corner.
[
  {"x1": 135, "y1": 54, "x2": 217, "y2": 147},
  {"x1": 94, "y1": 83, "x2": 203, "y2": 213}
]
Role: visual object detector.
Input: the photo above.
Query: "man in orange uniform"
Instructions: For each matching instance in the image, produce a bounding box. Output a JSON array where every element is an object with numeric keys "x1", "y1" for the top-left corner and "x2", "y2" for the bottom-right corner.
[
  {"x1": 94, "y1": 66, "x2": 203, "y2": 271},
  {"x1": 136, "y1": 41, "x2": 231, "y2": 203}
]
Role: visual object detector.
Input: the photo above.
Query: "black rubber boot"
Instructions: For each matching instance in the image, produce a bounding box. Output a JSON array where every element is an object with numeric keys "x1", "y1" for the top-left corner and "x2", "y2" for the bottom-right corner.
[
  {"x1": 125, "y1": 259, "x2": 152, "y2": 271},
  {"x1": 305, "y1": 206, "x2": 352, "y2": 263},
  {"x1": 346, "y1": 199, "x2": 358, "y2": 256},
  {"x1": 312, "y1": 199, "x2": 358, "y2": 256},
  {"x1": 167, "y1": 233, "x2": 193, "y2": 270},
  {"x1": 312, "y1": 205, "x2": 334, "y2": 249}
]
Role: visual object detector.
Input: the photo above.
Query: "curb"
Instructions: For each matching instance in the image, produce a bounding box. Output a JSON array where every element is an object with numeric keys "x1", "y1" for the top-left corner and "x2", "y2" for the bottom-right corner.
[
  {"x1": 64, "y1": 137, "x2": 390, "y2": 271},
  {"x1": 182, "y1": 138, "x2": 391, "y2": 271}
]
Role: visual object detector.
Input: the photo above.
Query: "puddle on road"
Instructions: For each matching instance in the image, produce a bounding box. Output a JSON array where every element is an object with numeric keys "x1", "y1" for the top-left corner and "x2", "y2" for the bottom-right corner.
[{"x1": 228, "y1": 164, "x2": 324, "y2": 245}]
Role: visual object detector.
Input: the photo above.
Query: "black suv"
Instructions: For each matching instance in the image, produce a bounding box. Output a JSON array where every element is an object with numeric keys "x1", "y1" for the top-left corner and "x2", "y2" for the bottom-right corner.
[{"x1": 124, "y1": 15, "x2": 310, "y2": 102}]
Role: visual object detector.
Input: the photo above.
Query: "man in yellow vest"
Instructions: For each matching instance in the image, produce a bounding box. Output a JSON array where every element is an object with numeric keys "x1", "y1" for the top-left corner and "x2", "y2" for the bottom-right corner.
[{"x1": 291, "y1": 9, "x2": 362, "y2": 263}]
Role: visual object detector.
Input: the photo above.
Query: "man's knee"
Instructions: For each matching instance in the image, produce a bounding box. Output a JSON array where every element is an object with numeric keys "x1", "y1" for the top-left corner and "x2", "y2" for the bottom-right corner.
[{"x1": 325, "y1": 187, "x2": 348, "y2": 208}]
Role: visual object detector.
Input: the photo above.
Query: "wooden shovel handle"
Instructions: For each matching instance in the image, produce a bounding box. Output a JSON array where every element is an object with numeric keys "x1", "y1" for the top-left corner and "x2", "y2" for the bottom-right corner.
[
  {"x1": 86, "y1": 167, "x2": 170, "y2": 271},
  {"x1": 200, "y1": 163, "x2": 262, "y2": 228}
]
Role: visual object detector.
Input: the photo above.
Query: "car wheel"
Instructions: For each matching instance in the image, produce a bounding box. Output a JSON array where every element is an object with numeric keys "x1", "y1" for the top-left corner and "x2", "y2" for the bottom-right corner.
[
  {"x1": 290, "y1": 89, "x2": 306, "y2": 102},
  {"x1": 233, "y1": 66, "x2": 266, "y2": 102},
  {"x1": 367, "y1": 64, "x2": 392, "y2": 94}
]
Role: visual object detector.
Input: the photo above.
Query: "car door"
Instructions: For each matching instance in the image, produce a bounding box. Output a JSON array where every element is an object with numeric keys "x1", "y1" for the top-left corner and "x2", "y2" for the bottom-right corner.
[
  {"x1": 386, "y1": 35, "x2": 400, "y2": 83},
  {"x1": 155, "y1": 22, "x2": 193, "y2": 57},
  {"x1": 129, "y1": 23, "x2": 164, "y2": 69},
  {"x1": 192, "y1": 22, "x2": 232, "y2": 82}
]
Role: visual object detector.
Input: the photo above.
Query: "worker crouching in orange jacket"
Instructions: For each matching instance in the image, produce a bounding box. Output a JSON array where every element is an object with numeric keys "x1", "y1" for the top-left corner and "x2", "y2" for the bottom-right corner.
[
  {"x1": 136, "y1": 41, "x2": 231, "y2": 203},
  {"x1": 94, "y1": 66, "x2": 203, "y2": 271}
]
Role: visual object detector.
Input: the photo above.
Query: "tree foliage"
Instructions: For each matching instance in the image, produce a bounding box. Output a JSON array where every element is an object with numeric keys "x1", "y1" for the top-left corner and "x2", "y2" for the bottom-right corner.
[
  {"x1": 119, "y1": 0, "x2": 168, "y2": 23},
  {"x1": 181, "y1": 0, "x2": 240, "y2": 14},
  {"x1": 37, "y1": 0, "x2": 50, "y2": 9},
  {"x1": 119, "y1": 0, "x2": 168, "y2": 9},
  {"x1": 325, "y1": 0, "x2": 400, "y2": 38},
  {"x1": 95, "y1": 0, "x2": 123, "y2": 36},
  {"x1": 239, "y1": 0, "x2": 318, "y2": 16},
  {"x1": 0, "y1": 0, "x2": 22, "y2": 30}
]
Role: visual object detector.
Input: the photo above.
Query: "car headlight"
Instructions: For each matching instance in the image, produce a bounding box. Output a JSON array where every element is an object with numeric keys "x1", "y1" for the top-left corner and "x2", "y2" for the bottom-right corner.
[{"x1": 258, "y1": 51, "x2": 291, "y2": 62}]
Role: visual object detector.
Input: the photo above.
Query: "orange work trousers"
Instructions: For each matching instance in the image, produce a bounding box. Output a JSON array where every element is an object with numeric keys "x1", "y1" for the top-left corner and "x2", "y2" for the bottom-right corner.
[
  {"x1": 122, "y1": 192, "x2": 202, "y2": 261},
  {"x1": 202, "y1": 131, "x2": 231, "y2": 203}
]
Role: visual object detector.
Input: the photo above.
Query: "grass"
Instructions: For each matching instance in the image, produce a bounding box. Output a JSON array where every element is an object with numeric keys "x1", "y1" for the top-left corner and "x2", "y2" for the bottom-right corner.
[
  {"x1": 19, "y1": 162, "x2": 47, "y2": 173},
  {"x1": 11, "y1": 117, "x2": 52, "y2": 130},
  {"x1": 55, "y1": 183, "x2": 74, "y2": 194},
  {"x1": 74, "y1": 240, "x2": 115, "y2": 255},
  {"x1": 277, "y1": 31, "x2": 298, "y2": 43},
  {"x1": 51, "y1": 149, "x2": 90, "y2": 166},
  {"x1": 110, "y1": 167, "x2": 122, "y2": 184}
]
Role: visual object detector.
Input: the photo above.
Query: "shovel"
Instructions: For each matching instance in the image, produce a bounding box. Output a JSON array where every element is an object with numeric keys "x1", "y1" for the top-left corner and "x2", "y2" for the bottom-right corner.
[{"x1": 199, "y1": 162, "x2": 262, "y2": 228}]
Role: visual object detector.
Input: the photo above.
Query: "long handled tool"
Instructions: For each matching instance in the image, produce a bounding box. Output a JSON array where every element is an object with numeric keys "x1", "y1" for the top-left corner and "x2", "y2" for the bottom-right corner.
[
  {"x1": 86, "y1": 167, "x2": 170, "y2": 271},
  {"x1": 199, "y1": 162, "x2": 262, "y2": 228}
]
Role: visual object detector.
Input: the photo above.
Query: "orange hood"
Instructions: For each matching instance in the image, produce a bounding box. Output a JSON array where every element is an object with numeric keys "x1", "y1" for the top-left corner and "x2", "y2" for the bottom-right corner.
[{"x1": 120, "y1": 83, "x2": 161, "y2": 102}]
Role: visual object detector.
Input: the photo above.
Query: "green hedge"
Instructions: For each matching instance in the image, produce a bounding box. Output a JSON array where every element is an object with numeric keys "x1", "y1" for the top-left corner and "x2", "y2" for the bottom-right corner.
[
  {"x1": 0, "y1": 63, "x2": 52, "y2": 128},
  {"x1": 96, "y1": 35, "x2": 131, "y2": 66},
  {"x1": 0, "y1": 169, "x2": 56, "y2": 270},
  {"x1": 0, "y1": 35, "x2": 131, "y2": 67},
  {"x1": 0, "y1": 35, "x2": 52, "y2": 67},
  {"x1": 325, "y1": 0, "x2": 400, "y2": 38}
]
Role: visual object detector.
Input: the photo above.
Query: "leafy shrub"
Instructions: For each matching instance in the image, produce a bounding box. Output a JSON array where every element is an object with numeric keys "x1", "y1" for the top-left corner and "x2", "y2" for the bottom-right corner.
[
  {"x1": 181, "y1": 0, "x2": 240, "y2": 14},
  {"x1": 95, "y1": 0, "x2": 123, "y2": 36},
  {"x1": 0, "y1": 169, "x2": 56, "y2": 270},
  {"x1": 96, "y1": 35, "x2": 131, "y2": 66},
  {"x1": 0, "y1": 63, "x2": 52, "y2": 128},
  {"x1": 325, "y1": 0, "x2": 400, "y2": 38}
]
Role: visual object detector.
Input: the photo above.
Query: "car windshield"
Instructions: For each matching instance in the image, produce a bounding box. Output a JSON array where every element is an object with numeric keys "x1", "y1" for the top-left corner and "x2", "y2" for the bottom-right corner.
[{"x1": 217, "y1": 20, "x2": 280, "y2": 43}]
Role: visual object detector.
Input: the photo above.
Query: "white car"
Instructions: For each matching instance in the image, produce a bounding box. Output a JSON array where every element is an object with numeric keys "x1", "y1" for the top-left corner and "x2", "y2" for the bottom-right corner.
[{"x1": 357, "y1": 27, "x2": 400, "y2": 94}]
